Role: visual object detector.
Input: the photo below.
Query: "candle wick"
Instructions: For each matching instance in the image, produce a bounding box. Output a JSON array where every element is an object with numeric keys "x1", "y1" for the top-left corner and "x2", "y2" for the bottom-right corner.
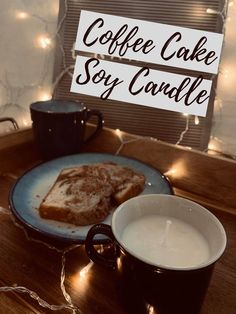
[{"x1": 161, "y1": 219, "x2": 172, "y2": 247}]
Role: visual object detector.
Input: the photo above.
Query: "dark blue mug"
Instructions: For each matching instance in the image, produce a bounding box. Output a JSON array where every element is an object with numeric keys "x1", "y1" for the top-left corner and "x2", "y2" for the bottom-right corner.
[
  {"x1": 85, "y1": 195, "x2": 226, "y2": 314},
  {"x1": 30, "y1": 100, "x2": 103, "y2": 160}
]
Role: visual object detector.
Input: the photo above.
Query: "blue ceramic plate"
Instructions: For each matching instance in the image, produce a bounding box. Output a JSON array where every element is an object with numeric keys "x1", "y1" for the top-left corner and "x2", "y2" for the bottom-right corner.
[{"x1": 9, "y1": 153, "x2": 172, "y2": 243}]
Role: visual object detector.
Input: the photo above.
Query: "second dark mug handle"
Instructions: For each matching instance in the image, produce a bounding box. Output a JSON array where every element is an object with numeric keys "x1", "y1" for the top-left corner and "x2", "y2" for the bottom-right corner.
[
  {"x1": 85, "y1": 223, "x2": 117, "y2": 270},
  {"x1": 84, "y1": 109, "x2": 104, "y2": 143}
]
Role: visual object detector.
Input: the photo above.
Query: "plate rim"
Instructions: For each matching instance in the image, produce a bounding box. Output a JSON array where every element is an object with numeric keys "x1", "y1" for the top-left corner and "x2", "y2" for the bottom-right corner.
[{"x1": 9, "y1": 152, "x2": 173, "y2": 243}]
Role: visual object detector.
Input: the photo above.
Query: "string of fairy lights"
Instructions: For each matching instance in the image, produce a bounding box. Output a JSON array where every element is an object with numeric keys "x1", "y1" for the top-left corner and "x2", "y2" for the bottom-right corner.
[
  {"x1": 0, "y1": 0, "x2": 234, "y2": 154},
  {"x1": 0, "y1": 0, "x2": 72, "y2": 130},
  {"x1": 0, "y1": 128, "x2": 226, "y2": 313},
  {"x1": 0, "y1": 0, "x2": 235, "y2": 313},
  {"x1": 0, "y1": 205, "x2": 82, "y2": 313}
]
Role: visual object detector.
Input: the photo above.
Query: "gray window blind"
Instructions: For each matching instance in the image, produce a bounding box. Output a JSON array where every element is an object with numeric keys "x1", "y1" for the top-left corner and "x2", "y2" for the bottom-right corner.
[{"x1": 53, "y1": 0, "x2": 225, "y2": 150}]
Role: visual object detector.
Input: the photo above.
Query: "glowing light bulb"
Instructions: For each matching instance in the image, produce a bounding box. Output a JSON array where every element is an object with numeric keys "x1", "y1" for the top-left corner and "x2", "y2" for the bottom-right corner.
[
  {"x1": 148, "y1": 306, "x2": 155, "y2": 314},
  {"x1": 229, "y1": 1, "x2": 234, "y2": 7},
  {"x1": 38, "y1": 36, "x2": 52, "y2": 49},
  {"x1": 115, "y1": 128, "x2": 122, "y2": 139},
  {"x1": 183, "y1": 113, "x2": 189, "y2": 116},
  {"x1": 194, "y1": 116, "x2": 200, "y2": 125},
  {"x1": 208, "y1": 137, "x2": 223, "y2": 152},
  {"x1": 71, "y1": 265, "x2": 92, "y2": 292},
  {"x1": 79, "y1": 262, "x2": 93, "y2": 278},
  {"x1": 206, "y1": 8, "x2": 217, "y2": 14},
  {"x1": 117, "y1": 257, "x2": 122, "y2": 271},
  {"x1": 208, "y1": 142, "x2": 215, "y2": 151},
  {"x1": 39, "y1": 92, "x2": 52, "y2": 101},
  {"x1": 164, "y1": 160, "x2": 187, "y2": 179},
  {"x1": 22, "y1": 119, "x2": 30, "y2": 127},
  {"x1": 16, "y1": 11, "x2": 28, "y2": 19},
  {"x1": 164, "y1": 168, "x2": 176, "y2": 176}
]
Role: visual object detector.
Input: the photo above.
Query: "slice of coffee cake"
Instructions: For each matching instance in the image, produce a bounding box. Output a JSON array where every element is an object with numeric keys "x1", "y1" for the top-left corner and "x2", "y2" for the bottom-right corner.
[{"x1": 39, "y1": 162, "x2": 145, "y2": 226}]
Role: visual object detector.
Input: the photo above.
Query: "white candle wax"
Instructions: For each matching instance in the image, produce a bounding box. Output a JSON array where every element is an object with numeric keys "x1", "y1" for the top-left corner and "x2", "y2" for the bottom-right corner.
[{"x1": 121, "y1": 215, "x2": 210, "y2": 268}]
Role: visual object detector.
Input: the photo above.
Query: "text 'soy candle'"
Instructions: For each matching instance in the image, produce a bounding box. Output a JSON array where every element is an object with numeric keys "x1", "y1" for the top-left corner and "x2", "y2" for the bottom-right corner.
[{"x1": 121, "y1": 215, "x2": 210, "y2": 268}]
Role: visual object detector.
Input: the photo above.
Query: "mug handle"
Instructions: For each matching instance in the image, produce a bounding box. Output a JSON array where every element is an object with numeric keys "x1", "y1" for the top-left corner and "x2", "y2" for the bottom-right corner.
[
  {"x1": 85, "y1": 223, "x2": 117, "y2": 270},
  {"x1": 84, "y1": 109, "x2": 104, "y2": 143}
]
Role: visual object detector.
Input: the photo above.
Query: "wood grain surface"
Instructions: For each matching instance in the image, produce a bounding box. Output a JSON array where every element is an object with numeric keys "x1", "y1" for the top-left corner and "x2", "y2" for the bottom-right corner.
[
  {"x1": 1, "y1": 127, "x2": 236, "y2": 213},
  {"x1": 0, "y1": 127, "x2": 235, "y2": 314}
]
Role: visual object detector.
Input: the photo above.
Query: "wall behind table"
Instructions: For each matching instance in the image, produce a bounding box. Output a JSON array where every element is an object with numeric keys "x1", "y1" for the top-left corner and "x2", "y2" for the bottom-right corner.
[
  {"x1": 0, "y1": 0, "x2": 58, "y2": 133},
  {"x1": 0, "y1": 0, "x2": 235, "y2": 159}
]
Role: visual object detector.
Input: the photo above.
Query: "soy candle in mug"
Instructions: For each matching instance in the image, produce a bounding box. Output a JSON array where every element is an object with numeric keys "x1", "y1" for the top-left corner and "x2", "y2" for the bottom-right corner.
[{"x1": 85, "y1": 194, "x2": 226, "y2": 314}]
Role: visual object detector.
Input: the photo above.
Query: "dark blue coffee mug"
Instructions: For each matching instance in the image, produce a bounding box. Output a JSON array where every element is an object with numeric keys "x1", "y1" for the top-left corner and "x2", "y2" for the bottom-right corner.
[
  {"x1": 85, "y1": 195, "x2": 226, "y2": 314},
  {"x1": 30, "y1": 100, "x2": 103, "y2": 160}
]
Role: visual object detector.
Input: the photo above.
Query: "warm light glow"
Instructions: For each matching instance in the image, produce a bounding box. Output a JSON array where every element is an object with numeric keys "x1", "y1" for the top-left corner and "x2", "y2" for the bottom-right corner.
[
  {"x1": 71, "y1": 264, "x2": 93, "y2": 293},
  {"x1": 183, "y1": 113, "x2": 188, "y2": 117},
  {"x1": 22, "y1": 119, "x2": 30, "y2": 127},
  {"x1": 194, "y1": 116, "x2": 200, "y2": 125},
  {"x1": 164, "y1": 160, "x2": 187, "y2": 179},
  {"x1": 148, "y1": 306, "x2": 155, "y2": 314},
  {"x1": 146, "y1": 304, "x2": 156, "y2": 314},
  {"x1": 79, "y1": 261, "x2": 93, "y2": 278},
  {"x1": 37, "y1": 36, "x2": 52, "y2": 49},
  {"x1": 164, "y1": 168, "x2": 176, "y2": 176},
  {"x1": 208, "y1": 142, "x2": 217, "y2": 151},
  {"x1": 16, "y1": 11, "x2": 29, "y2": 19},
  {"x1": 39, "y1": 92, "x2": 52, "y2": 101},
  {"x1": 115, "y1": 128, "x2": 122, "y2": 139},
  {"x1": 206, "y1": 8, "x2": 217, "y2": 14},
  {"x1": 117, "y1": 257, "x2": 122, "y2": 271},
  {"x1": 229, "y1": 1, "x2": 234, "y2": 7},
  {"x1": 208, "y1": 137, "x2": 223, "y2": 152},
  {"x1": 98, "y1": 245, "x2": 104, "y2": 253}
]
